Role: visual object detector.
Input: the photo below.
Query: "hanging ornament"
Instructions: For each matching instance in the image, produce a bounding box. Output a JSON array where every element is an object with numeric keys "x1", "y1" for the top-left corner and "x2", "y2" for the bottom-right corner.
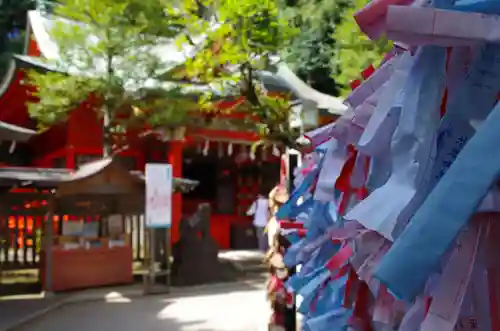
[
  {"x1": 249, "y1": 144, "x2": 256, "y2": 160},
  {"x1": 202, "y1": 140, "x2": 209, "y2": 156},
  {"x1": 9, "y1": 141, "x2": 16, "y2": 154},
  {"x1": 272, "y1": 144, "x2": 280, "y2": 157},
  {"x1": 218, "y1": 141, "x2": 224, "y2": 158},
  {"x1": 227, "y1": 143, "x2": 233, "y2": 156}
]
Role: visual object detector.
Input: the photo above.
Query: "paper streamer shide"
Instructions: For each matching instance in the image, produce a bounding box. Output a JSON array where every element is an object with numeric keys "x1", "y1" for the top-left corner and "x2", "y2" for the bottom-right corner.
[{"x1": 275, "y1": 0, "x2": 500, "y2": 330}]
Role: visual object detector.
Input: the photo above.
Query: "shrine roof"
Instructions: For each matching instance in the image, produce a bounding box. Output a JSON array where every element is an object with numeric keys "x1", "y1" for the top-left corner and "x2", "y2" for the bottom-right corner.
[
  {"x1": 15, "y1": 51, "x2": 347, "y2": 116},
  {"x1": 27, "y1": 10, "x2": 196, "y2": 73},
  {"x1": 24, "y1": 10, "x2": 217, "y2": 94},
  {"x1": 14, "y1": 54, "x2": 62, "y2": 73},
  {"x1": 13, "y1": 53, "x2": 217, "y2": 98},
  {"x1": 0, "y1": 120, "x2": 36, "y2": 141},
  {"x1": 0, "y1": 158, "x2": 198, "y2": 192},
  {"x1": 24, "y1": 10, "x2": 347, "y2": 115},
  {"x1": 0, "y1": 167, "x2": 69, "y2": 187},
  {"x1": 259, "y1": 63, "x2": 348, "y2": 115}
]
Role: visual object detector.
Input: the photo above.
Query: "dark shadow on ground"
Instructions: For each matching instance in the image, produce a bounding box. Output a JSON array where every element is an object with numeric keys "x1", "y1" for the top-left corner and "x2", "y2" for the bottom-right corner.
[
  {"x1": 0, "y1": 269, "x2": 41, "y2": 296},
  {"x1": 0, "y1": 295, "x2": 61, "y2": 331},
  {"x1": 0, "y1": 259, "x2": 253, "y2": 297}
]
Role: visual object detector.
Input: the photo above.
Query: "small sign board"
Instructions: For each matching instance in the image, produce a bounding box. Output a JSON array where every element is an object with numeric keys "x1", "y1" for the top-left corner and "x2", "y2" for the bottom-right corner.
[
  {"x1": 61, "y1": 220, "x2": 83, "y2": 236},
  {"x1": 145, "y1": 163, "x2": 173, "y2": 228},
  {"x1": 107, "y1": 214, "x2": 124, "y2": 237}
]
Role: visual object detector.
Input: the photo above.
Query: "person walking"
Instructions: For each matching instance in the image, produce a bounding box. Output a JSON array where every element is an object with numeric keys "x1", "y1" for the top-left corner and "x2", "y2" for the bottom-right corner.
[{"x1": 247, "y1": 188, "x2": 270, "y2": 252}]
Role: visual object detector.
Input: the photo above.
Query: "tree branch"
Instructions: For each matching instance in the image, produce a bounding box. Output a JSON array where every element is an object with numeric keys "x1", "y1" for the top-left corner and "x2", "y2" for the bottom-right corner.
[
  {"x1": 240, "y1": 62, "x2": 261, "y2": 107},
  {"x1": 184, "y1": 32, "x2": 197, "y2": 46}
]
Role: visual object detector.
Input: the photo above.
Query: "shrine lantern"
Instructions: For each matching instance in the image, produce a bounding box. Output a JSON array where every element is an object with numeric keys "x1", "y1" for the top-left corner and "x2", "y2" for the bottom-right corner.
[{"x1": 289, "y1": 99, "x2": 319, "y2": 131}]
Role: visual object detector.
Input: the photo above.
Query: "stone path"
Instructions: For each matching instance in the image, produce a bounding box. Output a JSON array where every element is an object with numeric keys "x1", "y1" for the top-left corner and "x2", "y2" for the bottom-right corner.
[
  {"x1": 11, "y1": 280, "x2": 271, "y2": 331},
  {"x1": 0, "y1": 249, "x2": 269, "y2": 331},
  {"x1": 0, "y1": 294, "x2": 67, "y2": 331}
]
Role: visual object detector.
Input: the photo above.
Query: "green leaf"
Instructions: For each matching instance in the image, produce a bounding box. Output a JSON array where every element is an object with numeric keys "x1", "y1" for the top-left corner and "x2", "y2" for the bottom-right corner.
[
  {"x1": 331, "y1": 0, "x2": 393, "y2": 96},
  {"x1": 26, "y1": 0, "x2": 201, "y2": 153},
  {"x1": 22, "y1": 0, "x2": 303, "y2": 149}
]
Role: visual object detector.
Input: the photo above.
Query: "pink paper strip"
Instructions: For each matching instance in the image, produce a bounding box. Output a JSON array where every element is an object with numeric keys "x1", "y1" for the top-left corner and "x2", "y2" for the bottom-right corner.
[
  {"x1": 486, "y1": 216, "x2": 500, "y2": 331},
  {"x1": 301, "y1": 223, "x2": 365, "y2": 257},
  {"x1": 373, "y1": 285, "x2": 395, "y2": 324},
  {"x1": 279, "y1": 221, "x2": 304, "y2": 229},
  {"x1": 488, "y1": 269, "x2": 500, "y2": 331},
  {"x1": 386, "y1": 6, "x2": 500, "y2": 47},
  {"x1": 325, "y1": 244, "x2": 353, "y2": 271},
  {"x1": 357, "y1": 243, "x2": 390, "y2": 282},
  {"x1": 345, "y1": 54, "x2": 400, "y2": 109},
  {"x1": 420, "y1": 221, "x2": 482, "y2": 331},
  {"x1": 399, "y1": 297, "x2": 427, "y2": 331},
  {"x1": 304, "y1": 122, "x2": 336, "y2": 147},
  {"x1": 305, "y1": 111, "x2": 357, "y2": 147},
  {"x1": 355, "y1": 0, "x2": 415, "y2": 40}
]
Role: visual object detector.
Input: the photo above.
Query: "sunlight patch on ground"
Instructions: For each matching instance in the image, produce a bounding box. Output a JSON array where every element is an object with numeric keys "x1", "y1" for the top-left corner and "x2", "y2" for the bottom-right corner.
[
  {"x1": 104, "y1": 292, "x2": 132, "y2": 303},
  {"x1": 218, "y1": 250, "x2": 264, "y2": 262},
  {"x1": 157, "y1": 289, "x2": 271, "y2": 331}
]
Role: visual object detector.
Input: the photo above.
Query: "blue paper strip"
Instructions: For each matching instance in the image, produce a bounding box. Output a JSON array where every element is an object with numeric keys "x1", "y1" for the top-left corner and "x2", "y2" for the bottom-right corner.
[
  {"x1": 454, "y1": 0, "x2": 500, "y2": 14},
  {"x1": 374, "y1": 43, "x2": 500, "y2": 301},
  {"x1": 375, "y1": 99, "x2": 500, "y2": 301}
]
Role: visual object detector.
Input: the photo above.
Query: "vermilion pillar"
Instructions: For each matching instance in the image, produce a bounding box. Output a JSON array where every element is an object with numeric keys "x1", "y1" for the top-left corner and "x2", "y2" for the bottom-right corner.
[
  {"x1": 168, "y1": 141, "x2": 183, "y2": 244},
  {"x1": 66, "y1": 145, "x2": 76, "y2": 169}
]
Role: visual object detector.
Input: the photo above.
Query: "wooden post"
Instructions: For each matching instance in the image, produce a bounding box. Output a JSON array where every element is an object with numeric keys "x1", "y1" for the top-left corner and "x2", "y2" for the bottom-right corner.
[
  {"x1": 168, "y1": 141, "x2": 183, "y2": 245},
  {"x1": 0, "y1": 200, "x2": 5, "y2": 285},
  {"x1": 43, "y1": 192, "x2": 56, "y2": 295},
  {"x1": 66, "y1": 145, "x2": 76, "y2": 169},
  {"x1": 283, "y1": 148, "x2": 299, "y2": 331},
  {"x1": 146, "y1": 228, "x2": 156, "y2": 294},
  {"x1": 165, "y1": 227, "x2": 171, "y2": 288}
]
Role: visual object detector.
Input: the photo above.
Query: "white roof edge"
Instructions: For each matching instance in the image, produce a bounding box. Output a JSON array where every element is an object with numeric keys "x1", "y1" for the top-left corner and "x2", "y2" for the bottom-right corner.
[
  {"x1": 275, "y1": 63, "x2": 347, "y2": 115},
  {"x1": 0, "y1": 59, "x2": 18, "y2": 99},
  {"x1": 28, "y1": 10, "x2": 60, "y2": 60},
  {"x1": 25, "y1": 10, "x2": 200, "y2": 75},
  {"x1": 23, "y1": 9, "x2": 32, "y2": 55},
  {"x1": 24, "y1": 10, "x2": 347, "y2": 115}
]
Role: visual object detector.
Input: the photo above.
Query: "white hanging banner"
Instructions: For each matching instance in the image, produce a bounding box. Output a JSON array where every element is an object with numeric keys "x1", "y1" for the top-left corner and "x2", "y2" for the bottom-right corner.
[{"x1": 145, "y1": 163, "x2": 173, "y2": 228}]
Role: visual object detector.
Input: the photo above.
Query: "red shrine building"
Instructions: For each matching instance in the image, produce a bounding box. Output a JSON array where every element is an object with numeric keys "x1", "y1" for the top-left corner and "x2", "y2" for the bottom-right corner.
[{"x1": 0, "y1": 10, "x2": 346, "y2": 250}]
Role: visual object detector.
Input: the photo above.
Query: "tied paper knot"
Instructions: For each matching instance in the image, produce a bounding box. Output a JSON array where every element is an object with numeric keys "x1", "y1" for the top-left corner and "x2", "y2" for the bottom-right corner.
[
  {"x1": 419, "y1": 220, "x2": 482, "y2": 331},
  {"x1": 292, "y1": 244, "x2": 354, "y2": 328},
  {"x1": 374, "y1": 98, "x2": 500, "y2": 302},
  {"x1": 346, "y1": 46, "x2": 447, "y2": 241},
  {"x1": 386, "y1": 6, "x2": 500, "y2": 47},
  {"x1": 345, "y1": 55, "x2": 400, "y2": 109},
  {"x1": 354, "y1": 0, "x2": 415, "y2": 40}
]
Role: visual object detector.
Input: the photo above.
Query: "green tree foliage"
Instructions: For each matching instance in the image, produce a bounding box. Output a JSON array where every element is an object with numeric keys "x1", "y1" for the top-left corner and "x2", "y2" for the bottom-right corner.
[
  {"x1": 172, "y1": 0, "x2": 301, "y2": 146},
  {"x1": 280, "y1": 0, "x2": 349, "y2": 97},
  {"x1": 280, "y1": 0, "x2": 393, "y2": 98},
  {"x1": 0, "y1": 0, "x2": 36, "y2": 78},
  {"x1": 27, "y1": 0, "x2": 196, "y2": 156},
  {"x1": 332, "y1": 0, "x2": 393, "y2": 96},
  {"x1": 27, "y1": 0, "x2": 303, "y2": 152}
]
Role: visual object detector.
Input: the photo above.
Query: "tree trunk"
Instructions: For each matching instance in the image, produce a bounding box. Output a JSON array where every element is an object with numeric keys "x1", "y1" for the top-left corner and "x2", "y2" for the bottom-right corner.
[
  {"x1": 103, "y1": 43, "x2": 113, "y2": 158},
  {"x1": 102, "y1": 103, "x2": 112, "y2": 157}
]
